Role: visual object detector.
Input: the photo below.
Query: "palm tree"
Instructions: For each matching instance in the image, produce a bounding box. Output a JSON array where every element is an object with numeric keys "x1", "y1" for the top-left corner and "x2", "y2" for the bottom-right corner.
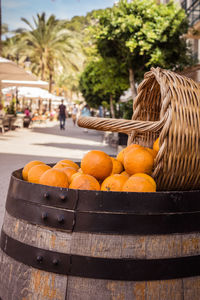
[
  {"x1": 20, "y1": 13, "x2": 83, "y2": 92},
  {"x1": 2, "y1": 35, "x2": 26, "y2": 64},
  {"x1": 56, "y1": 73, "x2": 81, "y2": 101},
  {"x1": 2, "y1": 24, "x2": 8, "y2": 36}
]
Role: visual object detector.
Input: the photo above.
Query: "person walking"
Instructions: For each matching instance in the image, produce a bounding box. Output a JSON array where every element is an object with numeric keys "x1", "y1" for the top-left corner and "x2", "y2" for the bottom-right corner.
[
  {"x1": 81, "y1": 104, "x2": 91, "y2": 132},
  {"x1": 58, "y1": 100, "x2": 67, "y2": 130},
  {"x1": 98, "y1": 105, "x2": 104, "y2": 117},
  {"x1": 71, "y1": 104, "x2": 78, "y2": 126},
  {"x1": 23, "y1": 107, "x2": 31, "y2": 128}
]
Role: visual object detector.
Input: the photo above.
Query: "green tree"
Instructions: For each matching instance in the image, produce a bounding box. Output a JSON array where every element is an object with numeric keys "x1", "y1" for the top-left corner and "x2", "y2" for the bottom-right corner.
[
  {"x1": 2, "y1": 23, "x2": 8, "y2": 35},
  {"x1": 20, "y1": 13, "x2": 83, "y2": 92},
  {"x1": 65, "y1": 15, "x2": 89, "y2": 32},
  {"x1": 56, "y1": 73, "x2": 81, "y2": 100},
  {"x1": 79, "y1": 58, "x2": 129, "y2": 117},
  {"x1": 94, "y1": 0, "x2": 192, "y2": 99},
  {"x1": 2, "y1": 34, "x2": 26, "y2": 63}
]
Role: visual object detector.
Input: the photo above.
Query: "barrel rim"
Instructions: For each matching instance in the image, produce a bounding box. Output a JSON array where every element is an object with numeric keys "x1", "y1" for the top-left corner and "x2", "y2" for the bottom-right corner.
[
  {"x1": 12, "y1": 167, "x2": 200, "y2": 195},
  {"x1": 4, "y1": 167, "x2": 200, "y2": 235},
  {"x1": 8, "y1": 168, "x2": 200, "y2": 216}
]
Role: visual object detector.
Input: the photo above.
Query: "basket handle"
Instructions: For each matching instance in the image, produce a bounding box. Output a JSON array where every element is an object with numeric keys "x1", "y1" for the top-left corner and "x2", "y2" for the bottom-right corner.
[{"x1": 77, "y1": 110, "x2": 169, "y2": 134}]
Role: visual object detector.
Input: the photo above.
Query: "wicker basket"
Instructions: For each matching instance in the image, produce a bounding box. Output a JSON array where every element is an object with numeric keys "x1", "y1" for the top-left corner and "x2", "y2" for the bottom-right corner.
[{"x1": 77, "y1": 67, "x2": 200, "y2": 191}]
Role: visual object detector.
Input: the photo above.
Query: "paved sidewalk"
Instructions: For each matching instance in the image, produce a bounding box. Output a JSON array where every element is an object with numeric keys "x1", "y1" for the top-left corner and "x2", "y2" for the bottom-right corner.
[{"x1": 0, "y1": 119, "x2": 117, "y2": 228}]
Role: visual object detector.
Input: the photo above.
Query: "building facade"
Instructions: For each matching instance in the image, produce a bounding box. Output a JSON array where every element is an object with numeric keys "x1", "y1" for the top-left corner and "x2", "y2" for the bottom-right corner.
[{"x1": 159, "y1": 0, "x2": 200, "y2": 80}]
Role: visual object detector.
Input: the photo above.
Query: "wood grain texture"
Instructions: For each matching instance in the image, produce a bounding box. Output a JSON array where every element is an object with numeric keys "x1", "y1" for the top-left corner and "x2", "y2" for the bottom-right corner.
[
  {"x1": 3, "y1": 212, "x2": 200, "y2": 259},
  {"x1": 3, "y1": 212, "x2": 72, "y2": 254},
  {"x1": 0, "y1": 249, "x2": 67, "y2": 300},
  {"x1": 1, "y1": 211, "x2": 200, "y2": 299}
]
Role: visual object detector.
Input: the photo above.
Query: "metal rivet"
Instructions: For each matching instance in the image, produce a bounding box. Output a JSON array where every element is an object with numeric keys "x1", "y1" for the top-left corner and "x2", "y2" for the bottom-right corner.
[
  {"x1": 42, "y1": 212, "x2": 48, "y2": 220},
  {"x1": 170, "y1": 194, "x2": 176, "y2": 200},
  {"x1": 44, "y1": 192, "x2": 49, "y2": 199},
  {"x1": 57, "y1": 215, "x2": 64, "y2": 223},
  {"x1": 36, "y1": 255, "x2": 43, "y2": 263},
  {"x1": 170, "y1": 194, "x2": 180, "y2": 201},
  {"x1": 60, "y1": 194, "x2": 66, "y2": 201},
  {"x1": 52, "y1": 259, "x2": 59, "y2": 265}
]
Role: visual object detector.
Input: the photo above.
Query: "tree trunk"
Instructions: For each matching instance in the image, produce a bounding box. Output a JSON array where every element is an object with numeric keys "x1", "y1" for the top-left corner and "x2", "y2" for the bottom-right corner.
[
  {"x1": 110, "y1": 94, "x2": 115, "y2": 118},
  {"x1": 49, "y1": 72, "x2": 53, "y2": 93},
  {"x1": 41, "y1": 57, "x2": 45, "y2": 81},
  {"x1": 129, "y1": 68, "x2": 137, "y2": 100},
  {"x1": 48, "y1": 99, "x2": 52, "y2": 112},
  {"x1": 70, "y1": 90, "x2": 73, "y2": 101},
  {"x1": 38, "y1": 99, "x2": 43, "y2": 114}
]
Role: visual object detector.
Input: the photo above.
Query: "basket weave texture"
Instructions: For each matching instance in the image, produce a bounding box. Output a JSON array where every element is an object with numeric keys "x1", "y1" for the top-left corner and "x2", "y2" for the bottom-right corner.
[{"x1": 78, "y1": 67, "x2": 200, "y2": 191}]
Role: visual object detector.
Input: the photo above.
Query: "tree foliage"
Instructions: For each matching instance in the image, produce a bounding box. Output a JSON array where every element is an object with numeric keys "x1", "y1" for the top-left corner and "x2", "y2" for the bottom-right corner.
[
  {"x1": 2, "y1": 34, "x2": 25, "y2": 63},
  {"x1": 2, "y1": 2, "x2": 195, "y2": 107},
  {"x1": 2, "y1": 24, "x2": 9, "y2": 35},
  {"x1": 94, "y1": 0, "x2": 193, "y2": 97},
  {"x1": 20, "y1": 13, "x2": 84, "y2": 91},
  {"x1": 79, "y1": 57, "x2": 129, "y2": 110}
]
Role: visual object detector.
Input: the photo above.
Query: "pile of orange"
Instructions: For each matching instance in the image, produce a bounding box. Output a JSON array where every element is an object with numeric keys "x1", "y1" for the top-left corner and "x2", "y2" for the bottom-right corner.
[{"x1": 22, "y1": 138, "x2": 159, "y2": 193}]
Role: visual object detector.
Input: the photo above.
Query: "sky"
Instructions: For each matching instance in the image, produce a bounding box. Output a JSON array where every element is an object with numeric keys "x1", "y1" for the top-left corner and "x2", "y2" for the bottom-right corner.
[{"x1": 2, "y1": 0, "x2": 116, "y2": 32}]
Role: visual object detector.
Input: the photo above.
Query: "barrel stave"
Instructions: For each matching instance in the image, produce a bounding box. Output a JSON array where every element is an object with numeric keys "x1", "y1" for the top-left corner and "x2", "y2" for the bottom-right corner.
[
  {"x1": 1, "y1": 212, "x2": 200, "y2": 299},
  {"x1": 0, "y1": 249, "x2": 68, "y2": 300},
  {"x1": 1, "y1": 169, "x2": 200, "y2": 300},
  {"x1": 3, "y1": 212, "x2": 200, "y2": 260}
]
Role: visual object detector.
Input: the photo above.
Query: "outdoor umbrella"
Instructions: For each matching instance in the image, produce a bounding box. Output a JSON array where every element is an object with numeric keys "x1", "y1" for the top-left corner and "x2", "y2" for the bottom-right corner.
[
  {"x1": 2, "y1": 86, "x2": 63, "y2": 100},
  {"x1": 3, "y1": 86, "x2": 46, "y2": 98},
  {"x1": 2, "y1": 86, "x2": 65, "y2": 112}
]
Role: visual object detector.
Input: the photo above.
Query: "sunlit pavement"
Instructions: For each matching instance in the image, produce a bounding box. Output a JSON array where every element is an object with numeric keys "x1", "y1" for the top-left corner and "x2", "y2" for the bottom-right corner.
[{"x1": 0, "y1": 119, "x2": 117, "y2": 228}]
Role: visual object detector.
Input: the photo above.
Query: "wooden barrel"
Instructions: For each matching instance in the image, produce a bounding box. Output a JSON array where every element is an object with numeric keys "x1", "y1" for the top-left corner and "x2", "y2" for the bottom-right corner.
[{"x1": 1, "y1": 168, "x2": 200, "y2": 300}]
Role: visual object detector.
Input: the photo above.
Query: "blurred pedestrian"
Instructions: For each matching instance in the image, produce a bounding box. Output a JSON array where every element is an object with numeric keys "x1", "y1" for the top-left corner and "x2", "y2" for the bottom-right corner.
[
  {"x1": 72, "y1": 104, "x2": 78, "y2": 126},
  {"x1": 24, "y1": 107, "x2": 30, "y2": 117},
  {"x1": 81, "y1": 104, "x2": 91, "y2": 117},
  {"x1": 58, "y1": 100, "x2": 67, "y2": 130},
  {"x1": 99, "y1": 105, "x2": 104, "y2": 117},
  {"x1": 81, "y1": 104, "x2": 91, "y2": 132},
  {"x1": 24, "y1": 107, "x2": 31, "y2": 128}
]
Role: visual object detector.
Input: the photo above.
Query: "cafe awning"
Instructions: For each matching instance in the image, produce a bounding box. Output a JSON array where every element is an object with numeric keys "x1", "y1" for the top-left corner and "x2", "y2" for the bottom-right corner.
[{"x1": 0, "y1": 57, "x2": 48, "y2": 89}]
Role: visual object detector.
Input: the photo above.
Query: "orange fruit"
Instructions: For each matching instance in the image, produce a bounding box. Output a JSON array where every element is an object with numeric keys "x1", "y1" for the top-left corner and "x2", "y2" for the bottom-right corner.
[
  {"x1": 81, "y1": 150, "x2": 113, "y2": 181},
  {"x1": 59, "y1": 160, "x2": 79, "y2": 171},
  {"x1": 101, "y1": 174, "x2": 128, "y2": 192},
  {"x1": 60, "y1": 167, "x2": 77, "y2": 184},
  {"x1": 69, "y1": 174, "x2": 100, "y2": 191},
  {"x1": 28, "y1": 164, "x2": 51, "y2": 184},
  {"x1": 124, "y1": 148, "x2": 154, "y2": 175},
  {"x1": 53, "y1": 162, "x2": 71, "y2": 169},
  {"x1": 39, "y1": 168, "x2": 69, "y2": 188},
  {"x1": 146, "y1": 148, "x2": 157, "y2": 159},
  {"x1": 22, "y1": 160, "x2": 45, "y2": 181},
  {"x1": 124, "y1": 144, "x2": 143, "y2": 155},
  {"x1": 122, "y1": 176, "x2": 156, "y2": 192},
  {"x1": 120, "y1": 171, "x2": 130, "y2": 178},
  {"x1": 78, "y1": 168, "x2": 83, "y2": 173},
  {"x1": 71, "y1": 172, "x2": 82, "y2": 182},
  {"x1": 111, "y1": 157, "x2": 123, "y2": 174},
  {"x1": 53, "y1": 160, "x2": 79, "y2": 171},
  {"x1": 53, "y1": 162, "x2": 68, "y2": 169},
  {"x1": 153, "y1": 138, "x2": 159, "y2": 152},
  {"x1": 132, "y1": 173, "x2": 156, "y2": 190},
  {"x1": 116, "y1": 148, "x2": 125, "y2": 164},
  {"x1": 116, "y1": 144, "x2": 143, "y2": 165}
]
